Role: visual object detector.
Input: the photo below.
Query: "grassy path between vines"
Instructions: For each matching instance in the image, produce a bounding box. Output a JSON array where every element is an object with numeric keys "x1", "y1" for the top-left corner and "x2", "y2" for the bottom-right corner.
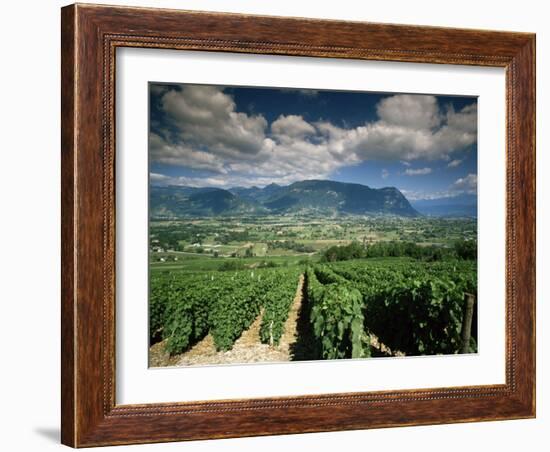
[{"x1": 149, "y1": 274, "x2": 305, "y2": 367}]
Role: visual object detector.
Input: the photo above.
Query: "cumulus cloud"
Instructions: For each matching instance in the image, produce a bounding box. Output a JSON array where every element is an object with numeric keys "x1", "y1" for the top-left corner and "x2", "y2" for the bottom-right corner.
[
  {"x1": 149, "y1": 132, "x2": 227, "y2": 173},
  {"x1": 377, "y1": 94, "x2": 441, "y2": 129},
  {"x1": 150, "y1": 86, "x2": 356, "y2": 186},
  {"x1": 447, "y1": 159, "x2": 463, "y2": 168},
  {"x1": 315, "y1": 95, "x2": 477, "y2": 163},
  {"x1": 446, "y1": 104, "x2": 477, "y2": 134},
  {"x1": 400, "y1": 172, "x2": 478, "y2": 201},
  {"x1": 271, "y1": 115, "x2": 316, "y2": 140},
  {"x1": 149, "y1": 172, "x2": 331, "y2": 189},
  {"x1": 161, "y1": 85, "x2": 268, "y2": 158},
  {"x1": 450, "y1": 173, "x2": 477, "y2": 193},
  {"x1": 150, "y1": 86, "x2": 477, "y2": 187},
  {"x1": 405, "y1": 167, "x2": 432, "y2": 176}
]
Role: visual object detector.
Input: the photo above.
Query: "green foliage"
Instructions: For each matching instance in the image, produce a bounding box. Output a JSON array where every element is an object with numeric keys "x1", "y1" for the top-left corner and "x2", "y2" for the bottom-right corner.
[
  {"x1": 149, "y1": 273, "x2": 217, "y2": 354},
  {"x1": 150, "y1": 254, "x2": 477, "y2": 360},
  {"x1": 151, "y1": 268, "x2": 302, "y2": 355},
  {"x1": 306, "y1": 268, "x2": 369, "y2": 359},
  {"x1": 320, "y1": 241, "x2": 367, "y2": 262},
  {"x1": 364, "y1": 241, "x2": 453, "y2": 261},
  {"x1": 267, "y1": 240, "x2": 315, "y2": 253},
  {"x1": 326, "y1": 259, "x2": 477, "y2": 355},
  {"x1": 454, "y1": 239, "x2": 477, "y2": 260},
  {"x1": 149, "y1": 273, "x2": 171, "y2": 342},
  {"x1": 321, "y1": 240, "x2": 459, "y2": 263},
  {"x1": 365, "y1": 277, "x2": 464, "y2": 355},
  {"x1": 209, "y1": 271, "x2": 272, "y2": 351},
  {"x1": 165, "y1": 275, "x2": 217, "y2": 354},
  {"x1": 218, "y1": 230, "x2": 250, "y2": 244},
  {"x1": 218, "y1": 260, "x2": 245, "y2": 271},
  {"x1": 259, "y1": 269, "x2": 302, "y2": 346},
  {"x1": 209, "y1": 269, "x2": 303, "y2": 351}
]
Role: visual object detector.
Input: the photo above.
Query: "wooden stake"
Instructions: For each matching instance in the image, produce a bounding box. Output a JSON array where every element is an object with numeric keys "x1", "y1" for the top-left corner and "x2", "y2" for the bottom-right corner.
[{"x1": 460, "y1": 293, "x2": 475, "y2": 354}]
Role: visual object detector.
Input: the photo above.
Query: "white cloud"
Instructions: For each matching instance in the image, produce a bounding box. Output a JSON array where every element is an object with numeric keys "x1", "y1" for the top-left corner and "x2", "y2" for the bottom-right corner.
[
  {"x1": 150, "y1": 86, "x2": 477, "y2": 187},
  {"x1": 149, "y1": 132, "x2": 227, "y2": 173},
  {"x1": 315, "y1": 97, "x2": 477, "y2": 163},
  {"x1": 271, "y1": 115, "x2": 316, "y2": 140},
  {"x1": 161, "y1": 85, "x2": 268, "y2": 157},
  {"x1": 377, "y1": 94, "x2": 441, "y2": 129},
  {"x1": 381, "y1": 169, "x2": 389, "y2": 179},
  {"x1": 446, "y1": 103, "x2": 477, "y2": 134},
  {"x1": 401, "y1": 172, "x2": 478, "y2": 201},
  {"x1": 451, "y1": 173, "x2": 477, "y2": 193},
  {"x1": 149, "y1": 172, "x2": 171, "y2": 182},
  {"x1": 447, "y1": 159, "x2": 463, "y2": 168},
  {"x1": 149, "y1": 172, "x2": 329, "y2": 189},
  {"x1": 404, "y1": 167, "x2": 432, "y2": 176}
]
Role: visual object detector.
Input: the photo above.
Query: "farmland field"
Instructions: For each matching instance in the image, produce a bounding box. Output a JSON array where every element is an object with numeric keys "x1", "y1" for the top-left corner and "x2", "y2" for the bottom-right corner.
[{"x1": 149, "y1": 215, "x2": 477, "y2": 366}]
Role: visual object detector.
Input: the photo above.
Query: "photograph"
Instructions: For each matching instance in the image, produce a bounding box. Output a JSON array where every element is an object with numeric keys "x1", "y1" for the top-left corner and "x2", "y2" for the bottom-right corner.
[
  {"x1": 148, "y1": 83, "x2": 479, "y2": 367},
  {"x1": 50, "y1": 1, "x2": 537, "y2": 447}
]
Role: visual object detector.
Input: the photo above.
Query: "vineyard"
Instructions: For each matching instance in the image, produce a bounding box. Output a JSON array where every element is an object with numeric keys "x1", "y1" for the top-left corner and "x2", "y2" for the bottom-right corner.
[
  {"x1": 150, "y1": 258, "x2": 477, "y2": 365},
  {"x1": 150, "y1": 267, "x2": 302, "y2": 356}
]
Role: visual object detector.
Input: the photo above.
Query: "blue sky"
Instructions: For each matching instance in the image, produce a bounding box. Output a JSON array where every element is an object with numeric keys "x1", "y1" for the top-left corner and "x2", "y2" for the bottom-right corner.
[{"x1": 149, "y1": 83, "x2": 477, "y2": 200}]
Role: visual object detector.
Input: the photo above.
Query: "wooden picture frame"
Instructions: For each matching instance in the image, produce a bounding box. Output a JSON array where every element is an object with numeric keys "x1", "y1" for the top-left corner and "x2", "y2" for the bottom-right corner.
[{"x1": 61, "y1": 3, "x2": 535, "y2": 447}]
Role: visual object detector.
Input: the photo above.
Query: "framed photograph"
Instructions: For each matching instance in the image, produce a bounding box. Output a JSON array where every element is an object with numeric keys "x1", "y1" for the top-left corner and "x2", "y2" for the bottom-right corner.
[{"x1": 61, "y1": 3, "x2": 535, "y2": 447}]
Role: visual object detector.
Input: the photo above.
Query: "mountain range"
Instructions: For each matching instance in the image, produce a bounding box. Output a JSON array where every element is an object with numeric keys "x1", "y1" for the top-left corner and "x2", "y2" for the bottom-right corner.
[{"x1": 150, "y1": 179, "x2": 420, "y2": 218}]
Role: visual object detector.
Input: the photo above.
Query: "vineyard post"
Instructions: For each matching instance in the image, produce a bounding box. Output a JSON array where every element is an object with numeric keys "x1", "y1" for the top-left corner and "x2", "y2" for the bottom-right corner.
[{"x1": 460, "y1": 293, "x2": 475, "y2": 354}]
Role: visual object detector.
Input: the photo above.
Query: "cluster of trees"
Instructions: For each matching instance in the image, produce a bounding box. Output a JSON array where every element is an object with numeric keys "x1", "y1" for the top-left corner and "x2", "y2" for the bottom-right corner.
[
  {"x1": 150, "y1": 224, "x2": 215, "y2": 251},
  {"x1": 218, "y1": 230, "x2": 251, "y2": 244},
  {"x1": 218, "y1": 260, "x2": 246, "y2": 271},
  {"x1": 321, "y1": 240, "x2": 477, "y2": 263},
  {"x1": 321, "y1": 241, "x2": 367, "y2": 262},
  {"x1": 453, "y1": 239, "x2": 477, "y2": 260},
  {"x1": 267, "y1": 240, "x2": 315, "y2": 253},
  {"x1": 363, "y1": 241, "x2": 452, "y2": 261}
]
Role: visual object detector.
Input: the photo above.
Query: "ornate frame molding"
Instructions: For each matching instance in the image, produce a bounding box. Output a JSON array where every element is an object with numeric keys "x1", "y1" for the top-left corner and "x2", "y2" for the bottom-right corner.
[{"x1": 61, "y1": 4, "x2": 535, "y2": 447}]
